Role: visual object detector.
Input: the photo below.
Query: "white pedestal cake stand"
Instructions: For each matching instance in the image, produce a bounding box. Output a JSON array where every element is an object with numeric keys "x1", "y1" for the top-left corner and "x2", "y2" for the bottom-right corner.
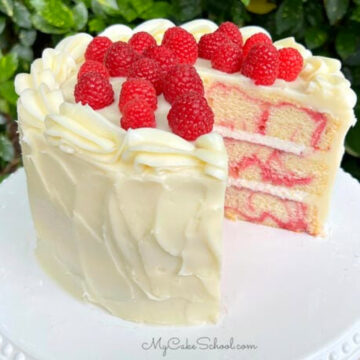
[{"x1": 0, "y1": 168, "x2": 360, "y2": 360}]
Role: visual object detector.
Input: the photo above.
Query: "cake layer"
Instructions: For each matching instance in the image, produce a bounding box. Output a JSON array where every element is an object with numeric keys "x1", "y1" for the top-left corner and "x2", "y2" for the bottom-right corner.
[
  {"x1": 204, "y1": 80, "x2": 344, "y2": 151},
  {"x1": 225, "y1": 186, "x2": 320, "y2": 235},
  {"x1": 225, "y1": 138, "x2": 329, "y2": 195}
]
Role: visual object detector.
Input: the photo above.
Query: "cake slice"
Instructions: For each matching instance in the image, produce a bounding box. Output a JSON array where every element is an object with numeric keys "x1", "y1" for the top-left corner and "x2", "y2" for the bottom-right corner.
[{"x1": 198, "y1": 36, "x2": 356, "y2": 236}]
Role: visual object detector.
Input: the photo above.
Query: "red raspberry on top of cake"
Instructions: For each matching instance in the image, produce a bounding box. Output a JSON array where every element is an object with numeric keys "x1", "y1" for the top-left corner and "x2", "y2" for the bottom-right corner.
[
  {"x1": 278, "y1": 47, "x2": 304, "y2": 81},
  {"x1": 104, "y1": 41, "x2": 137, "y2": 77},
  {"x1": 241, "y1": 43, "x2": 279, "y2": 85},
  {"x1": 128, "y1": 57, "x2": 163, "y2": 95},
  {"x1": 243, "y1": 32, "x2": 272, "y2": 58},
  {"x1": 163, "y1": 64, "x2": 204, "y2": 104},
  {"x1": 78, "y1": 60, "x2": 109, "y2": 80},
  {"x1": 211, "y1": 42, "x2": 243, "y2": 74},
  {"x1": 85, "y1": 36, "x2": 113, "y2": 62},
  {"x1": 217, "y1": 22, "x2": 243, "y2": 47},
  {"x1": 144, "y1": 45, "x2": 179, "y2": 74},
  {"x1": 129, "y1": 31, "x2": 157, "y2": 55},
  {"x1": 198, "y1": 31, "x2": 232, "y2": 60},
  {"x1": 161, "y1": 27, "x2": 198, "y2": 65},
  {"x1": 74, "y1": 71, "x2": 114, "y2": 110},
  {"x1": 119, "y1": 78, "x2": 157, "y2": 112},
  {"x1": 120, "y1": 98, "x2": 156, "y2": 130},
  {"x1": 168, "y1": 92, "x2": 214, "y2": 141}
]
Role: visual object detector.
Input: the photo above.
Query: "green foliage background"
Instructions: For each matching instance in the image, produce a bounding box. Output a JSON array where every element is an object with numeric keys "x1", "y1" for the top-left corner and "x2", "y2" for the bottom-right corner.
[{"x1": 0, "y1": 0, "x2": 360, "y2": 182}]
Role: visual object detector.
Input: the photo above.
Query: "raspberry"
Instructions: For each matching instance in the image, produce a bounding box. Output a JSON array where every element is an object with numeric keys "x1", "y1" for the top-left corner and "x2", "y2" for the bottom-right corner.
[
  {"x1": 128, "y1": 57, "x2": 163, "y2": 95},
  {"x1": 198, "y1": 31, "x2": 231, "y2": 60},
  {"x1": 78, "y1": 60, "x2": 109, "y2": 80},
  {"x1": 161, "y1": 27, "x2": 198, "y2": 65},
  {"x1": 104, "y1": 41, "x2": 136, "y2": 77},
  {"x1": 241, "y1": 43, "x2": 279, "y2": 86},
  {"x1": 129, "y1": 32, "x2": 157, "y2": 55},
  {"x1": 119, "y1": 78, "x2": 157, "y2": 112},
  {"x1": 278, "y1": 47, "x2": 303, "y2": 82},
  {"x1": 163, "y1": 64, "x2": 204, "y2": 104},
  {"x1": 144, "y1": 45, "x2": 179, "y2": 74},
  {"x1": 74, "y1": 72, "x2": 114, "y2": 110},
  {"x1": 243, "y1": 33, "x2": 272, "y2": 58},
  {"x1": 120, "y1": 99, "x2": 155, "y2": 130},
  {"x1": 211, "y1": 42, "x2": 243, "y2": 73},
  {"x1": 85, "y1": 36, "x2": 113, "y2": 63},
  {"x1": 217, "y1": 22, "x2": 243, "y2": 47},
  {"x1": 167, "y1": 92, "x2": 214, "y2": 141}
]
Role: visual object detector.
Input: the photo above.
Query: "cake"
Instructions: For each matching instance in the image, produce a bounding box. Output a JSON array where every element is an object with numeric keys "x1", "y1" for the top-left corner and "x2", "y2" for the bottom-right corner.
[{"x1": 15, "y1": 18, "x2": 356, "y2": 325}]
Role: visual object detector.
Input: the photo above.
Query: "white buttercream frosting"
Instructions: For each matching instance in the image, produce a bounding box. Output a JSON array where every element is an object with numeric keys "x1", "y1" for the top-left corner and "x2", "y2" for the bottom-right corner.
[
  {"x1": 15, "y1": 20, "x2": 230, "y2": 325},
  {"x1": 228, "y1": 177, "x2": 308, "y2": 202}
]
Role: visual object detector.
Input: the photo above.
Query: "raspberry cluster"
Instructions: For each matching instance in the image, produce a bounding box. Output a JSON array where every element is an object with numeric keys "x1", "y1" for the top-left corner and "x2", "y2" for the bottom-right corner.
[
  {"x1": 75, "y1": 23, "x2": 303, "y2": 138},
  {"x1": 198, "y1": 22, "x2": 303, "y2": 85},
  {"x1": 75, "y1": 28, "x2": 214, "y2": 139}
]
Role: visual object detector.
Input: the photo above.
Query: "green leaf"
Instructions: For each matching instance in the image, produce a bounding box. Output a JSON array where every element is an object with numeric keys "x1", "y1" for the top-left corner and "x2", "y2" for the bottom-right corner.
[
  {"x1": 305, "y1": 27, "x2": 328, "y2": 50},
  {"x1": 31, "y1": 14, "x2": 69, "y2": 34},
  {"x1": 240, "y1": 0, "x2": 250, "y2": 6},
  {"x1": 11, "y1": 43, "x2": 33, "y2": 62},
  {"x1": 13, "y1": 1, "x2": 32, "y2": 28},
  {"x1": 231, "y1": 0, "x2": 250, "y2": 25},
  {"x1": 131, "y1": 0, "x2": 152, "y2": 14},
  {"x1": 40, "y1": 0, "x2": 74, "y2": 29},
  {"x1": 304, "y1": 1, "x2": 326, "y2": 27},
  {"x1": 0, "y1": 15, "x2": 5, "y2": 33},
  {"x1": 335, "y1": 28, "x2": 360, "y2": 64},
  {"x1": 92, "y1": 0, "x2": 118, "y2": 17},
  {"x1": 275, "y1": 0, "x2": 303, "y2": 35},
  {"x1": 351, "y1": 5, "x2": 360, "y2": 22},
  {"x1": 88, "y1": 17, "x2": 106, "y2": 33},
  {"x1": 172, "y1": 0, "x2": 202, "y2": 22},
  {"x1": 0, "y1": 0, "x2": 13, "y2": 16},
  {"x1": 28, "y1": 0, "x2": 45, "y2": 11},
  {"x1": 19, "y1": 29, "x2": 36, "y2": 46},
  {"x1": 0, "y1": 81, "x2": 17, "y2": 105},
  {"x1": 141, "y1": 1, "x2": 172, "y2": 19},
  {"x1": 0, "y1": 98, "x2": 9, "y2": 113},
  {"x1": 116, "y1": 0, "x2": 137, "y2": 22},
  {"x1": 324, "y1": 0, "x2": 349, "y2": 25},
  {"x1": 73, "y1": 2, "x2": 88, "y2": 30},
  {"x1": 77, "y1": 0, "x2": 91, "y2": 8},
  {"x1": 0, "y1": 134, "x2": 14, "y2": 162},
  {"x1": 0, "y1": 52, "x2": 18, "y2": 82}
]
